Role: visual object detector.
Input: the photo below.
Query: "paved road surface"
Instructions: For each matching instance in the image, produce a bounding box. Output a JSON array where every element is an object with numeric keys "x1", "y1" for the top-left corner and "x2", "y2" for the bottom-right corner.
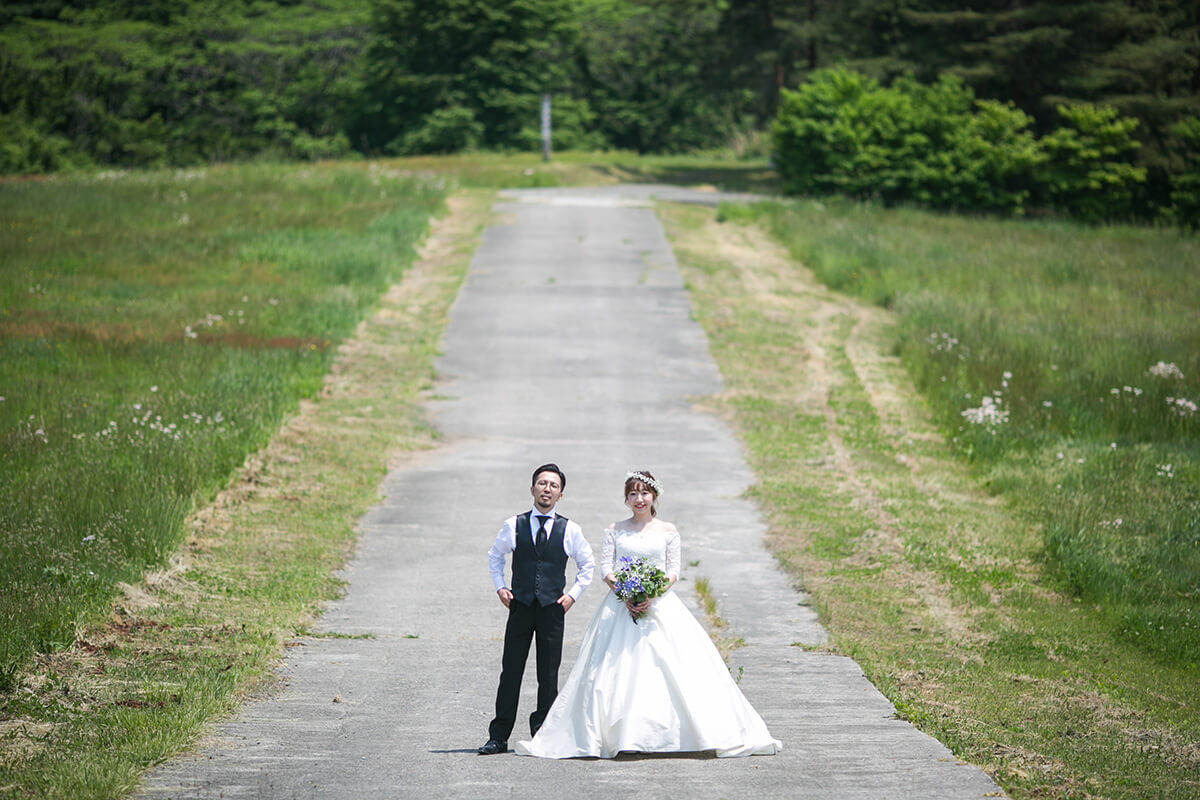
[{"x1": 138, "y1": 185, "x2": 1005, "y2": 799}]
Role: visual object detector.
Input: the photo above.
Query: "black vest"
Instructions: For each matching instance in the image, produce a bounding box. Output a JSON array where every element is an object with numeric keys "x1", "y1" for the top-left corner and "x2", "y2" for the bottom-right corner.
[{"x1": 510, "y1": 511, "x2": 569, "y2": 607}]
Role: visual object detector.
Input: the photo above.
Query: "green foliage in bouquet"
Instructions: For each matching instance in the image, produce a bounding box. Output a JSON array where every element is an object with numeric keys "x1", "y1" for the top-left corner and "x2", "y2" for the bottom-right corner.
[{"x1": 613, "y1": 556, "x2": 670, "y2": 621}]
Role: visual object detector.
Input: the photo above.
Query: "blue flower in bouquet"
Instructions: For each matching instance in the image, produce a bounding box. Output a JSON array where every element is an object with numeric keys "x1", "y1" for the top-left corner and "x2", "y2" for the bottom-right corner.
[{"x1": 612, "y1": 556, "x2": 669, "y2": 622}]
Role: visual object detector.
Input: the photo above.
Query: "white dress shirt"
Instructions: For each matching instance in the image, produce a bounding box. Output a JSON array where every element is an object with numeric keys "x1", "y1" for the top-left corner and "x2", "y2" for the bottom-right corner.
[{"x1": 488, "y1": 507, "x2": 595, "y2": 601}]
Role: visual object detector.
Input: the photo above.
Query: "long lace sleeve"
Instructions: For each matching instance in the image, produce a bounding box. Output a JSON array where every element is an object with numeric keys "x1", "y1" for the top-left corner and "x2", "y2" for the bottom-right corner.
[
  {"x1": 664, "y1": 526, "x2": 681, "y2": 579},
  {"x1": 599, "y1": 527, "x2": 617, "y2": 577}
]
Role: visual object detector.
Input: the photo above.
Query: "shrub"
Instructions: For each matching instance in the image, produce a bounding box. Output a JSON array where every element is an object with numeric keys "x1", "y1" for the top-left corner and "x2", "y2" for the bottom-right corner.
[
  {"x1": 772, "y1": 69, "x2": 1043, "y2": 215},
  {"x1": 389, "y1": 106, "x2": 484, "y2": 155},
  {"x1": 291, "y1": 132, "x2": 354, "y2": 162},
  {"x1": 1037, "y1": 103, "x2": 1147, "y2": 222},
  {"x1": 1170, "y1": 115, "x2": 1200, "y2": 229},
  {"x1": 0, "y1": 109, "x2": 85, "y2": 174},
  {"x1": 772, "y1": 67, "x2": 876, "y2": 198}
]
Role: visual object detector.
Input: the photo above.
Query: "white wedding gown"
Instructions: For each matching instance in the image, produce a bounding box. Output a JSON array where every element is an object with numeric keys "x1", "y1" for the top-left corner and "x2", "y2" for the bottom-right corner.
[{"x1": 515, "y1": 525, "x2": 782, "y2": 758}]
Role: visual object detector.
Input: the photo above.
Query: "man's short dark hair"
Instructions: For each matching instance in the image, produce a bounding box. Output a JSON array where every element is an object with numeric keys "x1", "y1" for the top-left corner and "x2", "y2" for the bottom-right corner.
[{"x1": 531, "y1": 463, "x2": 566, "y2": 490}]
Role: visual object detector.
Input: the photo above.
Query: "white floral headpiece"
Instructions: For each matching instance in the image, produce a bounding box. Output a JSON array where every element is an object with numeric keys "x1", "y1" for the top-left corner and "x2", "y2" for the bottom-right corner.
[{"x1": 625, "y1": 471, "x2": 663, "y2": 495}]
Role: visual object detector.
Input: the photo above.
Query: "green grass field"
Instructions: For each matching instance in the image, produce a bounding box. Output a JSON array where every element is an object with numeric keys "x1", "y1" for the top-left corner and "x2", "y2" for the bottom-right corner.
[
  {"x1": 663, "y1": 199, "x2": 1199, "y2": 798},
  {"x1": 727, "y1": 198, "x2": 1200, "y2": 669},
  {"x1": 0, "y1": 162, "x2": 445, "y2": 688}
]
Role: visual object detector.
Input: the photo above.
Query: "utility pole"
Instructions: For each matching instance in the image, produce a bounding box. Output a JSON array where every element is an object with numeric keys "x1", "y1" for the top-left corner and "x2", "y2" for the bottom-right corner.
[{"x1": 541, "y1": 94, "x2": 551, "y2": 162}]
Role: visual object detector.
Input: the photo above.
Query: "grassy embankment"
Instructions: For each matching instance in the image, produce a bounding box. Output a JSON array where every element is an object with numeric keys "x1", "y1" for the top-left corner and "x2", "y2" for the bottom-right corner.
[
  {"x1": 0, "y1": 161, "x2": 493, "y2": 798},
  {"x1": 661, "y1": 200, "x2": 1198, "y2": 799}
]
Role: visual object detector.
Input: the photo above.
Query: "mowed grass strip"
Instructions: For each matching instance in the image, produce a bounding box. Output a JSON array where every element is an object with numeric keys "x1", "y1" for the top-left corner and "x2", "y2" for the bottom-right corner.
[
  {"x1": 0, "y1": 162, "x2": 443, "y2": 683},
  {"x1": 661, "y1": 202, "x2": 1199, "y2": 800}
]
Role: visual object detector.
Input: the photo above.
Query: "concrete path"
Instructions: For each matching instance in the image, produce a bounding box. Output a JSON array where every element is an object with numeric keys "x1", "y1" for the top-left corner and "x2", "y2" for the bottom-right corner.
[{"x1": 138, "y1": 186, "x2": 1005, "y2": 799}]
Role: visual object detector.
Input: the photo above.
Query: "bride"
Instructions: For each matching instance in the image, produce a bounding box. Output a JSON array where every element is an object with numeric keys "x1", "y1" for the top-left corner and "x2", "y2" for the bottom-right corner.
[{"x1": 515, "y1": 471, "x2": 781, "y2": 758}]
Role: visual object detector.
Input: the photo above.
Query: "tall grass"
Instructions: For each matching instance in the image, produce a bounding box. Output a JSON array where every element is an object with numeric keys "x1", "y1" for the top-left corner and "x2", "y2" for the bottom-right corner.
[
  {"x1": 728, "y1": 199, "x2": 1200, "y2": 666},
  {"x1": 0, "y1": 162, "x2": 444, "y2": 687}
]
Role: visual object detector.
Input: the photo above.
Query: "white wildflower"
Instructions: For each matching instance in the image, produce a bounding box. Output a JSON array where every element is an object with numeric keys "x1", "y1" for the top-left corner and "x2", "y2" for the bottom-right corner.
[
  {"x1": 1166, "y1": 396, "x2": 1198, "y2": 417},
  {"x1": 1148, "y1": 361, "x2": 1184, "y2": 380},
  {"x1": 961, "y1": 396, "x2": 1010, "y2": 427}
]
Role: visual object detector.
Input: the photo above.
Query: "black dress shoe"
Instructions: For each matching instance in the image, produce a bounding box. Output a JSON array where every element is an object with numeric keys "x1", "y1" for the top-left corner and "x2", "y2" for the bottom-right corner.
[{"x1": 477, "y1": 739, "x2": 507, "y2": 755}]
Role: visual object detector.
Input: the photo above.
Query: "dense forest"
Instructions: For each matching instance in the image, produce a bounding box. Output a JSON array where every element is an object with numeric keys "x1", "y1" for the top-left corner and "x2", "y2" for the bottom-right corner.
[{"x1": 2, "y1": 0, "x2": 1199, "y2": 216}]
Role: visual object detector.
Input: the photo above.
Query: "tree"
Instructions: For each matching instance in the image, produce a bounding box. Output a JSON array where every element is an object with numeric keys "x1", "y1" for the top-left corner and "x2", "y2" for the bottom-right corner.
[
  {"x1": 574, "y1": 0, "x2": 730, "y2": 152},
  {"x1": 356, "y1": 0, "x2": 580, "y2": 153}
]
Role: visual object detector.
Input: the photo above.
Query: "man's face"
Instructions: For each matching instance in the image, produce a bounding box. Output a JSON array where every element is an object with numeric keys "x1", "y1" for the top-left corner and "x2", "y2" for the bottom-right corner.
[{"x1": 531, "y1": 471, "x2": 564, "y2": 512}]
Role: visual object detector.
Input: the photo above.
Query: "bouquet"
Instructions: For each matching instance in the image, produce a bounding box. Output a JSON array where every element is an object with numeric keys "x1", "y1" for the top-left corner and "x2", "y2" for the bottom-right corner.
[{"x1": 612, "y1": 555, "x2": 670, "y2": 621}]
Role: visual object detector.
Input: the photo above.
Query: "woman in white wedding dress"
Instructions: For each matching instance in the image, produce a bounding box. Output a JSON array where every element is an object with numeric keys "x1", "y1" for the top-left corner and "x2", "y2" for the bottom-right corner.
[{"x1": 515, "y1": 471, "x2": 781, "y2": 759}]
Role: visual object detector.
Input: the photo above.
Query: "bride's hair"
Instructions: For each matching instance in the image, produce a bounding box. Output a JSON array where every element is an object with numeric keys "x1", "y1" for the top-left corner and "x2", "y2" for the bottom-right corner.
[{"x1": 624, "y1": 470, "x2": 660, "y2": 516}]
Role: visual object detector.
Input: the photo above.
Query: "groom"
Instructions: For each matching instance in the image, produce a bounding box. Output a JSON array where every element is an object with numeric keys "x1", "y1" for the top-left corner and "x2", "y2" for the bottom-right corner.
[{"x1": 477, "y1": 463, "x2": 594, "y2": 755}]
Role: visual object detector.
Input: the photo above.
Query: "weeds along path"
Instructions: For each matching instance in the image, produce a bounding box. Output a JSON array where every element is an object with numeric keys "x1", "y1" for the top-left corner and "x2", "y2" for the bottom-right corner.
[
  {"x1": 662, "y1": 204, "x2": 1200, "y2": 799},
  {"x1": 136, "y1": 185, "x2": 1003, "y2": 800}
]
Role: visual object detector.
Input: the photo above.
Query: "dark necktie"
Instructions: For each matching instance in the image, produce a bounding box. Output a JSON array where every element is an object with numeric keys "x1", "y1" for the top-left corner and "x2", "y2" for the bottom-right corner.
[{"x1": 535, "y1": 515, "x2": 550, "y2": 550}]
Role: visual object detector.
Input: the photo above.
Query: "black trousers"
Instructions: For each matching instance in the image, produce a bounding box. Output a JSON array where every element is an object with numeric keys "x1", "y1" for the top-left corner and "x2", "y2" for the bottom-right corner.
[{"x1": 488, "y1": 598, "x2": 565, "y2": 742}]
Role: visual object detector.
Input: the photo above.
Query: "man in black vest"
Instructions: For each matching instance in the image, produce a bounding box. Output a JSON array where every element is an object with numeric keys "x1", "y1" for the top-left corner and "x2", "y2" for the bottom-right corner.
[{"x1": 478, "y1": 463, "x2": 594, "y2": 755}]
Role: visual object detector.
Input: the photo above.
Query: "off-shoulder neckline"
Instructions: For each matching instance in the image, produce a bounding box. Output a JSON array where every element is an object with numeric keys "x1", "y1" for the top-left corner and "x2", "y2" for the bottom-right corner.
[{"x1": 605, "y1": 524, "x2": 677, "y2": 535}]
